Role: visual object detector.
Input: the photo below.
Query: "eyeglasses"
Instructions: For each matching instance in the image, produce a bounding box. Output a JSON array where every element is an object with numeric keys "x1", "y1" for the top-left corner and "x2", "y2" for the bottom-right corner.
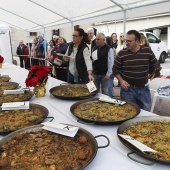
[
  {"x1": 72, "y1": 35, "x2": 79, "y2": 38},
  {"x1": 124, "y1": 39, "x2": 135, "y2": 43},
  {"x1": 120, "y1": 36, "x2": 124, "y2": 37}
]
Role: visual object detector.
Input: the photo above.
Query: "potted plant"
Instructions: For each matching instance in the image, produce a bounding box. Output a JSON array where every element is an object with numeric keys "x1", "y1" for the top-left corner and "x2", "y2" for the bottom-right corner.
[{"x1": 25, "y1": 65, "x2": 50, "y2": 97}]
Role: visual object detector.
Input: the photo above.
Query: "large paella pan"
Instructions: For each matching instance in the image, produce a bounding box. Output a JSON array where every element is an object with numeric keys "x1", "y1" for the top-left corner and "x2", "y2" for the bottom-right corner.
[
  {"x1": 70, "y1": 98, "x2": 140, "y2": 124},
  {"x1": 0, "y1": 103, "x2": 50, "y2": 135},
  {"x1": 49, "y1": 84, "x2": 98, "y2": 100},
  {"x1": 0, "y1": 90, "x2": 34, "y2": 105},
  {"x1": 0, "y1": 124, "x2": 109, "y2": 169},
  {"x1": 117, "y1": 116, "x2": 170, "y2": 164},
  {"x1": 0, "y1": 82, "x2": 18, "y2": 91},
  {"x1": 0, "y1": 76, "x2": 11, "y2": 82}
]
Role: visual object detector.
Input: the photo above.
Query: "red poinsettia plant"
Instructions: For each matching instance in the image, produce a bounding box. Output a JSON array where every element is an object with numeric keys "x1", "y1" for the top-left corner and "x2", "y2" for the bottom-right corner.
[
  {"x1": 0, "y1": 55, "x2": 4, "y2": 63},
  {"x1": 25, "y1": 66, "x2": 50, "y2": 87}
]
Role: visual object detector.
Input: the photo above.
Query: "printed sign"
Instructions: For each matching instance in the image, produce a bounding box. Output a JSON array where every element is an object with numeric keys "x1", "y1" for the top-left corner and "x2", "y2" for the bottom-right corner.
[
  {"x1": 2, "y1": 101, "x2": 29, "y2": 110},
  {"x1": 42, "y1": 122, "x2": 79, "y2": 137},
  {"x1": 86, "y1": 81, "x2": 97, "y2": 93},
  {"x1": 118, "y1": 134, "x2": 157, "y2": 153},
  {"x1": 99, "y1": 96, "x2": 126, "y2": 105}
]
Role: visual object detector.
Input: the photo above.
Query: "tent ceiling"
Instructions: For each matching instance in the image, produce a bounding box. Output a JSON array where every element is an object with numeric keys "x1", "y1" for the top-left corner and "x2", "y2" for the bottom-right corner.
[{"x1": 0, "y1": 0, "x2": 169, "y2": 31}]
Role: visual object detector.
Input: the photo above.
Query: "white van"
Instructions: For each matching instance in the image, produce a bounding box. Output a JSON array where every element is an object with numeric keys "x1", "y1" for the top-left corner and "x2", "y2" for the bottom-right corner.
[{"x1": 139, "y1": 32, "x2": 168, "y2": 63}]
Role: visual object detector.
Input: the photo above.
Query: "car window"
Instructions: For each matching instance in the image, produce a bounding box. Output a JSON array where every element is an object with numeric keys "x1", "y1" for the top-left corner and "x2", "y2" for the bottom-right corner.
[{"x1": 146, "y1": 33, "x2": 159, "y2": 43}]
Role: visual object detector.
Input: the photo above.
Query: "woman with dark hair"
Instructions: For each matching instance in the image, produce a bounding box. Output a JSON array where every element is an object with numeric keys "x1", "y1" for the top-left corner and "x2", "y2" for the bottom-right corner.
[
  {"x1": 110, "y1": 33, "x2": 118, "y2": 49},
  {"x1": 51, "y1": 36, "x2": 68, "y2": 81},
  {"x1": 64, "y1": 28, "x2": 94, "y2": 84}
]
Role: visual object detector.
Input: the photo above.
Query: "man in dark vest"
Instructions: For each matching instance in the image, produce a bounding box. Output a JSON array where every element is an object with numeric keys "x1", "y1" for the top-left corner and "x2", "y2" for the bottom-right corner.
[{"x1": 92, "y1": 33, "x2": 114, "y2": 95}]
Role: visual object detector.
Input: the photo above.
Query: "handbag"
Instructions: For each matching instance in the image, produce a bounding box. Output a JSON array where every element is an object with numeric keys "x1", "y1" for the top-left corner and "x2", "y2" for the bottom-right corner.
[{"x1": 54, "y1": 58, "x2": 62, "y2": 66}]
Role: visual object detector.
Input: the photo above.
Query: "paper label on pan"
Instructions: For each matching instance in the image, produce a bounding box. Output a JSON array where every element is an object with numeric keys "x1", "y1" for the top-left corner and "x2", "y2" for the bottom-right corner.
[
  {"x1": 86, "y1": 81, "x2": 97, "y2": 93},
  {"x1": 3, "y1": 89, "x2": 25, "y2": 94},
  {"x1": 42, "y1": 122, "x2": 79, "y2": 137},
  {"x1": 2, "y1": 75, "x2": 9, "y2": 77},
  {"x1": 118, "y1": 134, "x2": 157, "y2": 153},
  {"x1": 2, "y1": 101, "x2": 29, "y2": 110},
  {"x1": 99, "y1": 96, "x2": 126, "y2": 105}
]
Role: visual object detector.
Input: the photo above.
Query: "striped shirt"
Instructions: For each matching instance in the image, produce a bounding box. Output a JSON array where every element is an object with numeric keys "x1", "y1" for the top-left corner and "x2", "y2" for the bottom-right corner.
[{"x1": 113, "y1": 46, "x2": 158, "y2": 86}]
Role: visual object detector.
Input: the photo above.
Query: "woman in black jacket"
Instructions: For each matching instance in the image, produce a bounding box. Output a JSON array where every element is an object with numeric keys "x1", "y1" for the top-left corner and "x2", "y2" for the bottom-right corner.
[
  {"x1": 63, "y1": 28, "x2": 94, "y2": 84},
  {"x1": 51, "y1": 36, "x2": 68, "y2": 81}
]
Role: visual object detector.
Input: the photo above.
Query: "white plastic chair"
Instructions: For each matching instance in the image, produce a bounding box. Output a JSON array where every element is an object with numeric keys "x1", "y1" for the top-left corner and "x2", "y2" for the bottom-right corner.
[{"x1": 150, "y1": 69, "x2": 170, "y2": 112}]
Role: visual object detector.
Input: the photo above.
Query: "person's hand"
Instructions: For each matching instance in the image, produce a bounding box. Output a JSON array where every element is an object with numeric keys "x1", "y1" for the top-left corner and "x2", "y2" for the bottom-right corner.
[
  {"x1": 104, "y1": 75, "x2": 109, "y2": 80},
  {"x1": 88, "y1": 74, "x2": 94, "y2": 82},
  {"x1": 63, "y1": 55, "x2": 70, "y2": 61},
  {"x1": 120, "y1": 80, "x2": 129, "y2": 90}
]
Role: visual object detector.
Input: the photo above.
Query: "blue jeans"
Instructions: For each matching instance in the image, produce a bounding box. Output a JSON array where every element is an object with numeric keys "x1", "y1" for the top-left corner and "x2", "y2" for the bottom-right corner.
[
  {"x1": 108, "y1": 77, "x2": 114, "y2": 97},
  {"x1": 67, "y1": 72, "x2": 88, "y2": 84},
  {"x1": 93, "y1": 74, "x2": 109, "y2": 95},
  {"x1": 121, "y1": 85, "x2": 151, "y2": 111}
]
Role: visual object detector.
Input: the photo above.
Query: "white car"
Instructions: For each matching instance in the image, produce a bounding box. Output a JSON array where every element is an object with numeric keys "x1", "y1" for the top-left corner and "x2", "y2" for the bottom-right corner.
[{"x1": 140, "y1": 32, "x2": 168, "y2": 63}]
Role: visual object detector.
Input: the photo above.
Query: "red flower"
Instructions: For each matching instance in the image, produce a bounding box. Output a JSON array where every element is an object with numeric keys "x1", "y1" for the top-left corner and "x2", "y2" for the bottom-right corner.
[
  {"x1": 25, "y1": 65, "x2": 50, "y2": 87},
  {"x1": 36, "y1": 70, "x2": 44, "y2": 79},
  {"x1": 0, "y1": 55, "x2": 4, "y2": 63}
]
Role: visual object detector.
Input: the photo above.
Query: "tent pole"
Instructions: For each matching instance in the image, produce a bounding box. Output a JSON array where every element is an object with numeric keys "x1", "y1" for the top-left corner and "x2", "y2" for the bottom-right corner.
[
  {"x1": 123, "y1": 10, "x2": 126, "y2": 36},
  {"x1": 43, "y1": 27, "x2": 47, "y2": 66},
  {"x1": 71, "y1": 22, "x2": 74, "y2": 39},
  {"x1": 9, "y1": 31, "x2": 13, "y2": 64}
]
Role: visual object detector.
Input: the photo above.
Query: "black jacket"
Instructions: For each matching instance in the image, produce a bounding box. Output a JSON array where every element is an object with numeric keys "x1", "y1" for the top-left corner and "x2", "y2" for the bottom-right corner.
[
  {"x1": 16, "y1": 45, "x2": 27, "y2": 56},
  {"x1": 51, "y1": 43, "x2": 68, "y2": 67},
  {"x1": 51, "y1": 43, "x2": 68, "y2": 60}
]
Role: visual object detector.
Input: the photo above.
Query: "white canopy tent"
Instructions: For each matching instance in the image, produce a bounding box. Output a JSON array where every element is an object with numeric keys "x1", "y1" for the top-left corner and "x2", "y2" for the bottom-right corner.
[{"x1": 0, "y1": 0, "x2": 170, "y2": 34}]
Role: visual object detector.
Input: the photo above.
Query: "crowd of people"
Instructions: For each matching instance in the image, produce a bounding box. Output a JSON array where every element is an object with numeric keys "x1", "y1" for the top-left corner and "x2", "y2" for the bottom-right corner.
[{"x1": 16, "y1": 25, "x2": 160, "y2": 111}]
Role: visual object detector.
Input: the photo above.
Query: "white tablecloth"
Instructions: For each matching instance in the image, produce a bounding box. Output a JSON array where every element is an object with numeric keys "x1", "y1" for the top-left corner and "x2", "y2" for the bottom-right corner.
[{"x1": 0, "y1": 64, "x2": 169, "y2": 170}]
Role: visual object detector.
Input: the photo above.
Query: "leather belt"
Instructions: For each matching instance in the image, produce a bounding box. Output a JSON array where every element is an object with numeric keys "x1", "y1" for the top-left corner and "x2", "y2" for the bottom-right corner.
[{"x1": 129, "y1": 83, "x2": 149, "y2": 88}]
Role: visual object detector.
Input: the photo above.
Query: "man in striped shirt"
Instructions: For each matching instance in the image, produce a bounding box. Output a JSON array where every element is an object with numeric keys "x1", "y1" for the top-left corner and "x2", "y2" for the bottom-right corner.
[{"x1": 113, "y1": 30, "x2": 158, "y2": 111}]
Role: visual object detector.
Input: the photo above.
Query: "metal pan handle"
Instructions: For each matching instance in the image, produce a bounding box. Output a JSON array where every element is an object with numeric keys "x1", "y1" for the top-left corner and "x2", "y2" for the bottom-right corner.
[
  {"x1": 77, "y1": 119, "x2": 94, "y2": 125},
  {"x1": 95, "y1": 135, "x2": 110, "y2": 149},
  {"x1": 127, "y1": 152, "x2": 155, "y2": 165},
  {"x1": 46, "y1": 117, "x2": 54, "y2": 122}
]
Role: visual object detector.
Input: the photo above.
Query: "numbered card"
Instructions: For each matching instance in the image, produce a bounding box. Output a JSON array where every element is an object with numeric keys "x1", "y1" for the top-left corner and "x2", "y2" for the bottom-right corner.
[
  {"x1": 3, "y1": 89, "x2": 25, "y2": 94},
  {"x1": 86, "y1": 81, "x2": 97, "y2": 93},
  {"x1": 42, "y1": 122, "x2": 79, "y2": 137},
  {"x1": 99, "y1": 96, "x2": 126, "y2": 105},
  {"x1": 2, "y1": 75, "x2": 9, "y2": 77},
  {"x1": 2, "y1": 101, "x2": 29, "y2": 110},
  {"x1": 118, "y1": 134, "x2": 157, "y2": 153}
]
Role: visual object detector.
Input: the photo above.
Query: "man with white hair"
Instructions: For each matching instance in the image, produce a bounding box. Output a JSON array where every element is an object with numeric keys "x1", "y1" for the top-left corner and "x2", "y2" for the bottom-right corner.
[
  {"x1": 86, "y1": 28, "x2": 96, "y2": 54},
  {"x1": 92, "y1": 33, "x2": 114, "y2": 95},
  {"x1": 16, "y1": 40, "x2": 27, "y2": 68}
]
